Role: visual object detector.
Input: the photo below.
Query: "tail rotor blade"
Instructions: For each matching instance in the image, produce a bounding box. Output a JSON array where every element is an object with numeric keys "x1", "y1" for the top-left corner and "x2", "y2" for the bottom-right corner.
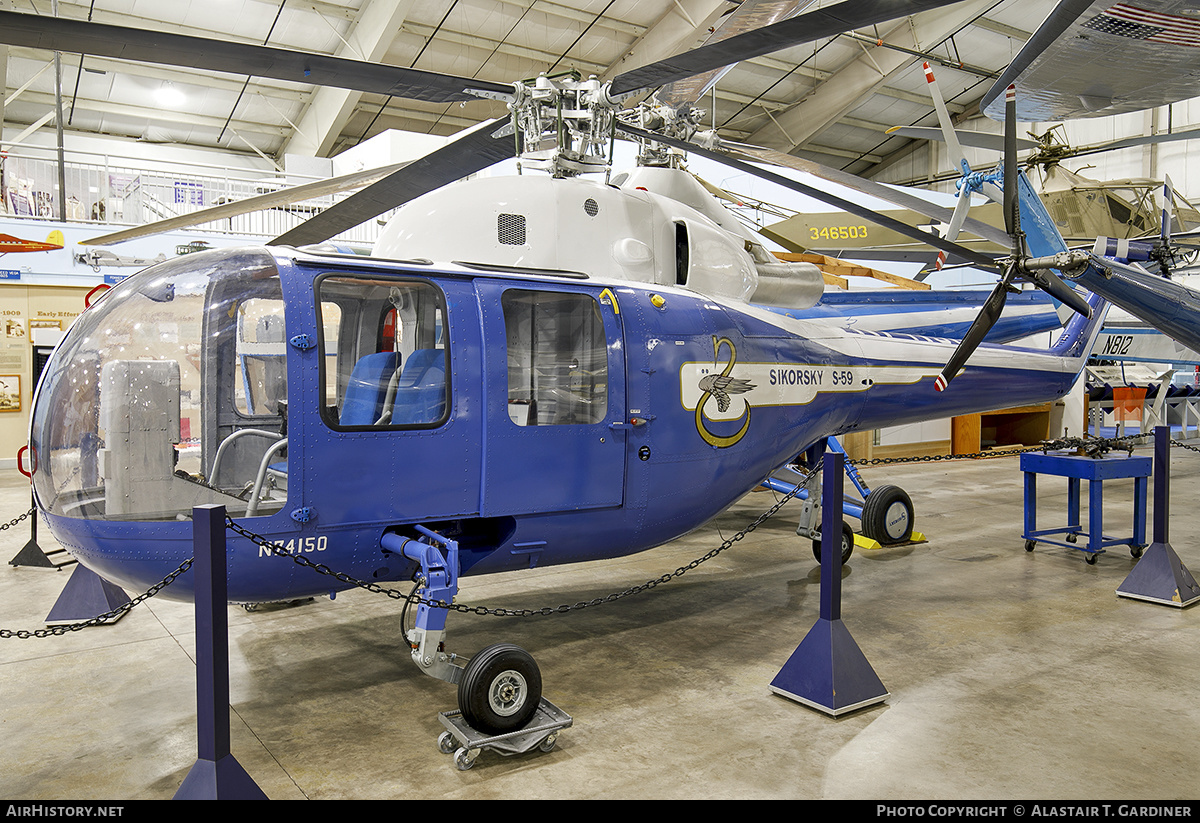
[
  {"x1": 1162, "y1": 174, "x2": 1175, "y2": 244},
  {"x1": 921, "y1": 60, "x2": 974, "y2": 275},
  {"x1": 932, "y1": 187, "x2": 975, "y2": 271},
  {"x1": 1031, "y1": 269, "x2": 1092, "y2": 318},
  {"x1": 1003, "y1": 84, "x2": 1018, "y2": 239},
  {"x1": 935, "y1": 278, "x2": 1011, "y2": 392},
  {"x1": 924, "y1": 61, "x2": 967, "y2": 173}
]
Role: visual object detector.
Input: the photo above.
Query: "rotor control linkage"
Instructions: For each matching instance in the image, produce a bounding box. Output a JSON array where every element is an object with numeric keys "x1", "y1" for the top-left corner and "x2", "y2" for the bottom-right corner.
[
  {"x1": 1022, "y1": 250, "x2": 1091, "y2": 276},
  {"x1": 380, "y1": 527, "x2": 463, "y2": 685}
]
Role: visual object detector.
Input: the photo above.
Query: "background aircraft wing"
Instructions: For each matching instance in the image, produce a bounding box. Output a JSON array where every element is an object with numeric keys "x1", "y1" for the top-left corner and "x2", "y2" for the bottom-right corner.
[
  {"x1": 981, "y1": 0, "x2": 1200, "y2": 121},
  {"x1": 725, "y1": 141, "x2": 1014, "y2": 249}
]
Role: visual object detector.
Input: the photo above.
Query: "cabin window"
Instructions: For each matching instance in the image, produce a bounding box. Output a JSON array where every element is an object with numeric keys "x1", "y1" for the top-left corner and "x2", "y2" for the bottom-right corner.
[
  {"x1": 316, "y1": 274, "x2": 449, "y2": 429},
  {"x1": 501, "y1": 289, "x2": 607, "y2": 426},
  {"x1": 234, "y1": 297, "x2": 288, "y2": 417}
]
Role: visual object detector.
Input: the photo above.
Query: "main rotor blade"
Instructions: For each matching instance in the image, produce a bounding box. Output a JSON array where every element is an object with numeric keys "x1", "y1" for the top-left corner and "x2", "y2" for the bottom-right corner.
[
  {"x1": 1066, "y1": 127, "x2": 1200, "y2": 160},
  {"x1": 884, "y1": 125, "x2": 1039, "y2": 153},
  {"x1": 610, "y1": 0, "x2": 970, "y2": 98},
  {"x1": 85, "y1": 162, "x2": 412, "y2": 246},
  {"x1": 719, "y1": 140, "x2": 1012, "y2": 249},
  {"x1": 896, "y1": 125, "x2": 1200, "y2": 168},
  {"x1": 652, "y1": 0, "x2": 807, "y2": 114},
  {"x1": 935, "y1": 276, "x2": 1011, "y2": 392},
  {"x1": 272, "y1": 117, "x2": 515, "y2": 247},
  {"x1": 618, "y1": 123, "x2": 1000, "y2": 269},
  {"x1": 0, "y1": 10, "x2": 512, "y2": 104},
  {"x1": 930, "y1": 189, "x2": 976, "y2": 272}
]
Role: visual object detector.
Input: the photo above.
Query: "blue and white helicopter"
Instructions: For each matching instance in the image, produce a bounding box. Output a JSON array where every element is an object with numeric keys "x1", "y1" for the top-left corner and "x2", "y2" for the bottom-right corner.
[{"x1": 9, "y1": 0, "x2": 1131, "y2": 734}]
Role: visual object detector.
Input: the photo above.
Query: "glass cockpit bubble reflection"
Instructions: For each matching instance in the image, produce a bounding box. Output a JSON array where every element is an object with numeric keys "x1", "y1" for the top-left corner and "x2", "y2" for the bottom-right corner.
[{"x1": 30, "y1": 248, "x2": 289, "y2": 522}]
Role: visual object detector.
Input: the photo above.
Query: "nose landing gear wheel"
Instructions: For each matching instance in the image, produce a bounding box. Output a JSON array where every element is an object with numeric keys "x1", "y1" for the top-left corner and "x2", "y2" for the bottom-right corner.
[
  {"x1": 812, "y1": 519, "x2": 855, "y2": 565},
  {"x1": 458, "y1": 643, "x2": 542, "y2": 734}
]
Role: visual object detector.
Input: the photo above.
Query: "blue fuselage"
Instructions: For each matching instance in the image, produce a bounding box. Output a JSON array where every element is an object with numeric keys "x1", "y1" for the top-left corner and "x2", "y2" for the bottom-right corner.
[{"x1": 34, "y1": 247, "x2": 1102, "y2": 603}]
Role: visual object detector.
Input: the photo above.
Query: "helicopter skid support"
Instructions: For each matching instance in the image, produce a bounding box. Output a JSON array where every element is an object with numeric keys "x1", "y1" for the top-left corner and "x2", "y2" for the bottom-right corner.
[{"x1": 437, "y1": 698, "x2": 572, "y2": 771}]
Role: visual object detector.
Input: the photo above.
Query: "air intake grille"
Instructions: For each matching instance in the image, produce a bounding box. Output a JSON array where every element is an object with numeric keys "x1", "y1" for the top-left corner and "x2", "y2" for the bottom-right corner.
[{"x1": 498, "y1": 213, "x2": 527, "y2": 245}]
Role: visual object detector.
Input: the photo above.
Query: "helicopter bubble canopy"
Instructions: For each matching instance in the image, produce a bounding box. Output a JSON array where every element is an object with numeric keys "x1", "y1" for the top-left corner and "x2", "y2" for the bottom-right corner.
[{"x1": 30, "y1": 247, "x2": 290, "y2": 522}]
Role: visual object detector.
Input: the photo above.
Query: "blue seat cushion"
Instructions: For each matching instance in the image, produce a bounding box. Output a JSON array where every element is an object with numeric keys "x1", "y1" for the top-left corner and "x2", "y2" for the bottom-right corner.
[
  {"x1": 390, "y1": 349, "x2": 446, "y2": 424},
  {"x1": 340, "y1": 351, "x2": 400, "y2": 425}
]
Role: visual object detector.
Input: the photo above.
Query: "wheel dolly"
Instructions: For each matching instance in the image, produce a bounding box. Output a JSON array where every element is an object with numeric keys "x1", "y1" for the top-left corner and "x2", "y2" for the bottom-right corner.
[
  {"x1": 380, "y1": 527, "x2": 573, "y2": 770},
  {"x1": 437, "y1": 698, "x2": 573, "y2": 770}
]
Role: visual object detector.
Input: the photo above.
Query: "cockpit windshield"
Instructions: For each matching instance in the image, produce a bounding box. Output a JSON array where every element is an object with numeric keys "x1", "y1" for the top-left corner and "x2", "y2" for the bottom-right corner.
[{"x1": 30, "y1": 247, "x2": 290, "y2": 521}]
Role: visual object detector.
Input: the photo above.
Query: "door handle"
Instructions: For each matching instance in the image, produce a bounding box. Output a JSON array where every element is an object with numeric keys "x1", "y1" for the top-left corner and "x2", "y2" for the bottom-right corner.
[{"x1": 610, "y1": 416, "x2": 653, "y2": 430}]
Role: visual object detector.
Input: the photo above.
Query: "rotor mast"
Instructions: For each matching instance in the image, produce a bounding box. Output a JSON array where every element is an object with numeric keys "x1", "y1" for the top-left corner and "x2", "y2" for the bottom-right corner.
[
  {"x1": 509, "y1": 72, "x2": 618, "y2": 178},
  {"x1": 506, "y1": 72, "x2": 725, "y2": 177}
]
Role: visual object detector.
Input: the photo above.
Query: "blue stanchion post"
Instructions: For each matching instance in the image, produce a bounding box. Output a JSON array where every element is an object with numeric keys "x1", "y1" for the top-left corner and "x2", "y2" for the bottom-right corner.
[
  {"x1": 769, "y1": 451, "x2": 888, "y2": 716},
  {"x1": 1116, "y1": 427, "x2": 1200, "y2": 608},
  {"x1": 174, "y1": 504, "x2": 267, "y2": 800}
]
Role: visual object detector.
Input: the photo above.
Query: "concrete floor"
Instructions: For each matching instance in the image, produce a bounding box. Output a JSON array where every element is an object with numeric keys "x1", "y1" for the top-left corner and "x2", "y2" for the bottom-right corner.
[{"x1": 1, "y1": 443, "x2": 1199, "y2": 801}]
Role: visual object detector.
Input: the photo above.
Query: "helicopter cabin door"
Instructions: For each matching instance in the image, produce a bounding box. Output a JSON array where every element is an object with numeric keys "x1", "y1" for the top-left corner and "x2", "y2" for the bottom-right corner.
[{"x1": 478, "y1": 282, "x2": 626, "y2": 515}]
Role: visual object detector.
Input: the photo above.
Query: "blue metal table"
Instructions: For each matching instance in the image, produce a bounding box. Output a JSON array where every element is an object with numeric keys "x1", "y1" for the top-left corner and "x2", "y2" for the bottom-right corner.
[{"x1": 1020, "y1": 451, "x2": 1151, "y2": 564}]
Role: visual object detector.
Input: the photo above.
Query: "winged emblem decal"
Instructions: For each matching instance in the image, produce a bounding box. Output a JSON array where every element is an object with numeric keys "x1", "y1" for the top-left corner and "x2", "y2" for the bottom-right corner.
[{"x1": 694, "y1": 336, "x2": 755, "y2": 448}]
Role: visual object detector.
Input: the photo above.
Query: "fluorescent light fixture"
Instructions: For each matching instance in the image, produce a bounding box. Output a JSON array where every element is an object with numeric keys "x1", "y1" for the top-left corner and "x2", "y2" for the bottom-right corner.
[{"x1": 155, "y1": 82, "x2": 185, "y2": 108}]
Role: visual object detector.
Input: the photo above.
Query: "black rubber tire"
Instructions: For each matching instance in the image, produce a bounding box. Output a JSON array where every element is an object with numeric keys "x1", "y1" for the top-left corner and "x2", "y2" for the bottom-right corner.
[
  {"x1": 860, "y1": 484, "x2": 914, "y2": 545},
  {"x1": 811, "y1": 520, "x2": 855, "y2": 565},
  {"x1": 458, "y1": 643, "x2": 542, "y2": 734}
]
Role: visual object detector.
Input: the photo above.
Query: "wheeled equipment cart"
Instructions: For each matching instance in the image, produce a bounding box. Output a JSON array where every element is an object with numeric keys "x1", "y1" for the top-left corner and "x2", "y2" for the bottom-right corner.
[
  {"x1": 1020, "y1": 450, "x2": 1151, "y2": 563},
  {"x1": 437, "y1": 698, "x2": 573, "y2": 770}
]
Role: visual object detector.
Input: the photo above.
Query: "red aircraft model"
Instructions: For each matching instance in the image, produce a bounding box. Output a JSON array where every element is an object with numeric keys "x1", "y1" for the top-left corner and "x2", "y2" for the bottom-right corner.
[{"x1": 0, "y1": 231, "x2": 64, "y2": 256}]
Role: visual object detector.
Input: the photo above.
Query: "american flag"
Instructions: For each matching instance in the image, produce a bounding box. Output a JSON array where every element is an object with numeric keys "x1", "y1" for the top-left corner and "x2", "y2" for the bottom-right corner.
[{"x1": 1084, "y1": 3, "x2": 1200, "y2": 47}]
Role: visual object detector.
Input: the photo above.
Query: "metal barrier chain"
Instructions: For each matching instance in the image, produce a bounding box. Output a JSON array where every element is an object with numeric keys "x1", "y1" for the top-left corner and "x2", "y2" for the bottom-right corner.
[
  {"x1": 0, "y1": 432, "x2": 1168, "y2": 640},
  {"x1": 226, "y1": 467, "x2": 814, "y2": 619},
  {"x1": 846, "y1": 433, "x2": 1152, "y2": 468},
  {"x1": 1170, "y1": 438, "x2": 1200, "y2": 454},
  {"x1": 2, "y1": 471, "x2": 808, "y2": 640},
  {"x1": 0, "y1": 507, "x2": 35, "y2": 531},
  {"x1": 0, "y1": 556, "x2": 194, "y2": 639}
]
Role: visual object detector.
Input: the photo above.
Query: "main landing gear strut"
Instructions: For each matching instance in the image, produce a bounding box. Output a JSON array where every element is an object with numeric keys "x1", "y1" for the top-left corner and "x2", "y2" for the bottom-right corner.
[
  {"x1": 379, "y1": 528, "x2": 571, "y2": 769},
  {"x1": 772, "y1": 438, "x2": 916, "y2": 563}
]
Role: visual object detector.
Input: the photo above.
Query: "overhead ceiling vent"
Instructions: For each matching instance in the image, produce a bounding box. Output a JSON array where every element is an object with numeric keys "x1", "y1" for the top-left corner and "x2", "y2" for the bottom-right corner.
[{"x1": 498, "y1": 213, "x2": 527, "y2": 245}]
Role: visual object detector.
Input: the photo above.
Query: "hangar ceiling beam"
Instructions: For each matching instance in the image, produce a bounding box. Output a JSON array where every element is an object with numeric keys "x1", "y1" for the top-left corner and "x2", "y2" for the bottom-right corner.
[
  {"x1": 280, "y1": 0, "x2": 414, "y2": 158},
  {"x1": 602, "y1": 0, "x2": 733, "y2": 84},
  {"x1": 969, "y1": 15, "x2": 1031, "y2": 42},
  {"x1": 744, "y1": 0, "x2": 994, "y2": 154},
  {"x1": 489, "y1": 0, "x2": 648, "y2": 39},
  {"x1": 399, "y1": 20, "x2": 610, "y2": 76},
  {"x1": 17, "y1": 88, "x2": 287, "y2": 140}
]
